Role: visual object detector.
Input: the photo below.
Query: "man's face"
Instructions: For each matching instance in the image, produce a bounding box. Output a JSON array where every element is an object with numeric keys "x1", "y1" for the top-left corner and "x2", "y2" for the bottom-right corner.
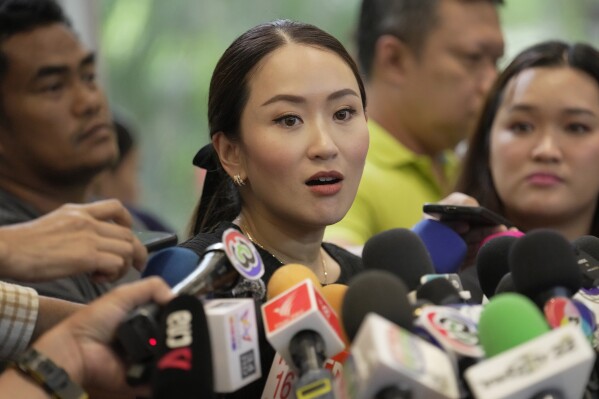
[
  {"x1": 400, "y1": 0, "x2": 504, "y2": 153},
  {"x1": 0, "y1": 23, "x2": 117, "y2": 186}
]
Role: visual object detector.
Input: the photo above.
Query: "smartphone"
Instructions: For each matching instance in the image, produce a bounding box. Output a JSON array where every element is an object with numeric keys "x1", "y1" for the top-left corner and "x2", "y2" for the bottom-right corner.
[
  {"x1": 134, "y1": 230, "x2": 178, "y2": 252},
  {"x1": 422, "y1": 204, "x2": 514, "y2": 228}
]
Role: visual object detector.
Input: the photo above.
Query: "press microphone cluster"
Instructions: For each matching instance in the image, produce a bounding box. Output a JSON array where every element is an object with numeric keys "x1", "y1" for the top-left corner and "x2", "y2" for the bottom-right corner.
[
  {"x1": 341, "y1": 227, "x2": 599, "y2": 399},
  {"x1": 115, "y1": 228, "x2": 265, "y2": 394},
  {"x1": 112, "y1": 223, "x2": 599, "y2": 399}
]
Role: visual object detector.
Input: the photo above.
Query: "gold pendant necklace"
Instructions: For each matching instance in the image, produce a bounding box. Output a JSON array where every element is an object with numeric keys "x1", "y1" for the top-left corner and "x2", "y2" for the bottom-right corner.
[{"x1": 237, "y1": 220, "x2": 328, "y2": 285}]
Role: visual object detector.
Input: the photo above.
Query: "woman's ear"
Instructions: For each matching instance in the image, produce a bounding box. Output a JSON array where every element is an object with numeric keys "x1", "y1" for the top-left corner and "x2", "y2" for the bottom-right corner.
[{"x1": 212, "y1": 132, "x2": 245, "y2": 179}]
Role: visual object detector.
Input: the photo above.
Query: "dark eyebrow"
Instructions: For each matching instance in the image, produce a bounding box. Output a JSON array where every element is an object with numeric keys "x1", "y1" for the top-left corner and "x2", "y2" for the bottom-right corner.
[
  {"x1": 562, "y1": 107, "x2": 597, "y2": 117},
  {"x1": 261, "y1": 88, "x2": 360, "y2": 107},
  {"x1": 32, "y1": 52, "x2": 96, "y2": 81},
  {"x1": 508, "y1": 104, "x2": 597, "y2": 118}
]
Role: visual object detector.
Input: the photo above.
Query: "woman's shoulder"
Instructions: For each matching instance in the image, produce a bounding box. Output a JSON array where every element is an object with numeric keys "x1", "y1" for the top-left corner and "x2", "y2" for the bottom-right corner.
[
  {"x1": 322, "y1": 242, "x2": 363, "y2": 284},
  {"x1": 178, "y1": 221, "x2": 238, "y2": 255}
]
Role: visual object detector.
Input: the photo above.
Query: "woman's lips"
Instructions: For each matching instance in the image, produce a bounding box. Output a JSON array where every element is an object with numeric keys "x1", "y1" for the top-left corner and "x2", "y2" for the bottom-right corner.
[
  {"x1": 526, "y1": 173, "x2": 563, "y2": 186},
  {"x1": 305, "y1": 171, "x2": 344, "y2": 195}
]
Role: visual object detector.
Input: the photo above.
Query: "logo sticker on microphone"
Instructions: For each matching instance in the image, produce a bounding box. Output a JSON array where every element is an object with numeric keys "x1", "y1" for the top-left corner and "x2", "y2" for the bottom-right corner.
[{"x1": 223, "y1": 228, "x2": 264, "y2": 280}]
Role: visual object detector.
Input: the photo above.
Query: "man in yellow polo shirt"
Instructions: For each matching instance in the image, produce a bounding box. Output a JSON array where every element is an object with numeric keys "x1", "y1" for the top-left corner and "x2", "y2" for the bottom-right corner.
[{"x1": 326, "y1": 0, "x2": 504, "y2": 247}]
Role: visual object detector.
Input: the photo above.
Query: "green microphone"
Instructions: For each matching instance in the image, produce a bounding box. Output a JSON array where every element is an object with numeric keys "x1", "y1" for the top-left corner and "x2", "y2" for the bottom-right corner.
[
  {"x1": 478, "y1": 293, "x2": 549, "y2": 358},
  {"x1": 467, "y1": 292, "x2": 595, "y2": 399}
]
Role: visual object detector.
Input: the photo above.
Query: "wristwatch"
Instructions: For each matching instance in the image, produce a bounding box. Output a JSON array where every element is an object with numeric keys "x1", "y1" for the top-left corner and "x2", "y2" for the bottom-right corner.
[{"x1": 11, "y1": 348, "x2": 88, "y2": 399}]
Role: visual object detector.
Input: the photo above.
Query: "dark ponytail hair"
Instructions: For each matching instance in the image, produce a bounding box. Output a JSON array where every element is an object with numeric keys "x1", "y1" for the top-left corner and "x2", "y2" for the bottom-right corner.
[{"x1": 189, "y1": 19, "x2": 366, "y2": 236}]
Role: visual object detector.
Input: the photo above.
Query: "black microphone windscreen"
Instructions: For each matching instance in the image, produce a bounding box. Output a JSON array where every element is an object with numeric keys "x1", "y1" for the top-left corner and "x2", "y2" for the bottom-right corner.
[
  {"x1": 573, "y1": 235, "x2": 599, "y2": 260},
  {"x1": 362, "y1": 228, "x2": 435, "y2": 291},
  {"x1": 342, "y1": 269, "x2": 413, "y2": 342},
  {"x1": 494, "y1": 272, "x2": 515, "y2": 295},
  {"x1": 476, "y1": 235, "x2": 517, "y2": 299},
  {"x1": 153, "y1": 295, "x2": 214, "y2": 399},
  {"x1": 509, "y1": 229, "x2": 582, "y2": 300},
  {"x1": 416, "y1": 277, "x2": 462, "y2": 305}
]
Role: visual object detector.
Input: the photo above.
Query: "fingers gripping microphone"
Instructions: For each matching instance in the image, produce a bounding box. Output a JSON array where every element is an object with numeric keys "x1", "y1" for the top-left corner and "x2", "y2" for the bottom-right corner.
[{"x1": 153, "y1": 294, "x2": 214, "y2": 399}]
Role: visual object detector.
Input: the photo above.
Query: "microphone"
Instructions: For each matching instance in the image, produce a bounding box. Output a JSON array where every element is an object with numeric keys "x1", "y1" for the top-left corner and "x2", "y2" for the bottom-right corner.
[
  {"x1": 494, "y1": 273, "x2": 515, "y2": 296},
  {"x1": 476, "y1": 234, "x2": 519, "y2": 300},
  {"x1": 141, "y1": 247, "x2": 200, "y2": 287},
  {"x1": 341, "y1": 269, "x2": 460, "y2": 399},
  {"x1": 266, "y1": 263, "x2": 322, "y2": 300},
  {"x1": 412, "y1": 219, "x2": 467, "y2": 274},
  {"x1": 465, "y1": 293, "x2": 595, "y2": 399},
  {"x1": 321, "y1": 284, "x2": 349, "y2": 346},
  {"x1": 341, "y1": 270, "x2": 414, "y2": 341},
  {"x1": 509, "y1": 229, "x2": 582, "y2": 307},
  {"x1": 508, "y1": 230, "x2": 596, "y2": 343},
  {"x1": 204, "y1": 298, "x2": 262, "y2": 392},
  {"x1": 116, "y1": 228, "x2": 265, "y2": 382},
  {"x1": 362, "y1": 228, "x2": 435, "y2": 292},
  {"x1": 153, "y1": 294, "x2": 214, "y2": 399},
  {"x1": 261, "y1": 265, "x2": 344, "y2": 399},
  {"x1": 416, "y1": 277, "x2": 464, "y2": 306},
  {"x1": 573, "y1": 235, "x2": 599, "y2": 289}
]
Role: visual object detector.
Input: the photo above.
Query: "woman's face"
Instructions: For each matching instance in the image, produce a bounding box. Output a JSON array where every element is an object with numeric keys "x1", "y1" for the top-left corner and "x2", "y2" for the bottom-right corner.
[
  {"x1": 237, "y1": 43, "x2": 369, "y2": 230},
  {"x1": 489, "y1": 66, "x2": 599, "y2": 225}
]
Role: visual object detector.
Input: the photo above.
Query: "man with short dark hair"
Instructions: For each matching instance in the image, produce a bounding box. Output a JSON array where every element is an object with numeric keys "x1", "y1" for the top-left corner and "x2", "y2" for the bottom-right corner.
[
  {"x1": 0, "y1": 0, "x2": 146, "y2": 303},
  {"x1": 327, "y1": 0, "x2": 505, "y2": 246}
]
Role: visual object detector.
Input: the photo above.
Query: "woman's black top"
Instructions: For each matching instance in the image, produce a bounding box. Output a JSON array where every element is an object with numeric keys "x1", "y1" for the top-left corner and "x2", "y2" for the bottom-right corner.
[{"x1": 179, "y1": 221, "x2": 363, "y2": 399}]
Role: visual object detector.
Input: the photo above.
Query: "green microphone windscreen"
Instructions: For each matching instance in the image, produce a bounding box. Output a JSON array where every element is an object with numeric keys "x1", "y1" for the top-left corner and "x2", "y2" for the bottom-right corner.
[{"x1": 478, "y1": 293, "x2": 550, "y2": 358}]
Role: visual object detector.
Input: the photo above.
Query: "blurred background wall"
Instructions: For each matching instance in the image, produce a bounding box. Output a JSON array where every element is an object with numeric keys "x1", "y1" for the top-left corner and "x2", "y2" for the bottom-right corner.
[{"x1": 57, "y1": 0, "x2": 599, "y2": 239}]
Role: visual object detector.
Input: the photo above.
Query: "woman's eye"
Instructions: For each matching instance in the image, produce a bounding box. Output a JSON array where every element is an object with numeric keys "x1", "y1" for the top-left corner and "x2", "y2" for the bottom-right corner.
[
  {"x1": 510, "y1": 122, "x2": 533, "y2": 134},
  {"x1": 41, "y1": 82, "x2": 64, "y2": 93},
  {"x1": 274, "y1": 115, "x2": 301, "y2": 127},
  {"x1": 334, "y1": 108, "x2": 356, "y2": 121},
  {"x1": 565, "y1": 123, "x2": 590, "y2": 134}
]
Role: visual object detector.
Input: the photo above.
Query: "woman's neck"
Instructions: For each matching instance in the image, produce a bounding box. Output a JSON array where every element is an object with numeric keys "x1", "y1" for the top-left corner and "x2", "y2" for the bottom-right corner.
[{"x1": 233, "y1": 211, "x2": 330, "y2": 283}]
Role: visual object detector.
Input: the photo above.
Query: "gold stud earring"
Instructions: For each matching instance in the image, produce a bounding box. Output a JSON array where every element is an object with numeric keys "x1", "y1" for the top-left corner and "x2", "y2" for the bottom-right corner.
[{"x1": 233, "y1": 174, "x2": 246, "y2": 186}]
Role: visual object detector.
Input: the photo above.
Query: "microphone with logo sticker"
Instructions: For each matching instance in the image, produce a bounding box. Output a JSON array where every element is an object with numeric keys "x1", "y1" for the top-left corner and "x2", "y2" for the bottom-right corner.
[
  {"x1": 261, "y1": 264, "x2": 344, "y2": 399},
  {"x1": 341, "y1": 269, "x2": 460, "y2": 399},
  {"x1": 465, "y1": 293, "x2": 595, "y2": 399},
  {"x1": 153, "y1": 294, "x2": 214, "y2": 399},
  {"x1": 509, "y1": 229, "x2": 596, "y2": 344},
  {"x1": 115, "y1": 228, "x2": 265, "y2": 384},
  {"x1": 411, "y1": 276, "x2": 483, "y2": 398}
]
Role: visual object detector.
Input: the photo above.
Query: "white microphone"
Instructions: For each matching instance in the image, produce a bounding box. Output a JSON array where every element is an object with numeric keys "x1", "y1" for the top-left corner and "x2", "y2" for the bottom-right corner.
[
  {"x1": 204, "y1": 298, "x2": 262, "y2": 393},
  {"x1": 345, "y1": 313, "x2": 460, "y2": 399},
  {"x1": 465, "y1": 293, "x2": 596, "y2": 399}
]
